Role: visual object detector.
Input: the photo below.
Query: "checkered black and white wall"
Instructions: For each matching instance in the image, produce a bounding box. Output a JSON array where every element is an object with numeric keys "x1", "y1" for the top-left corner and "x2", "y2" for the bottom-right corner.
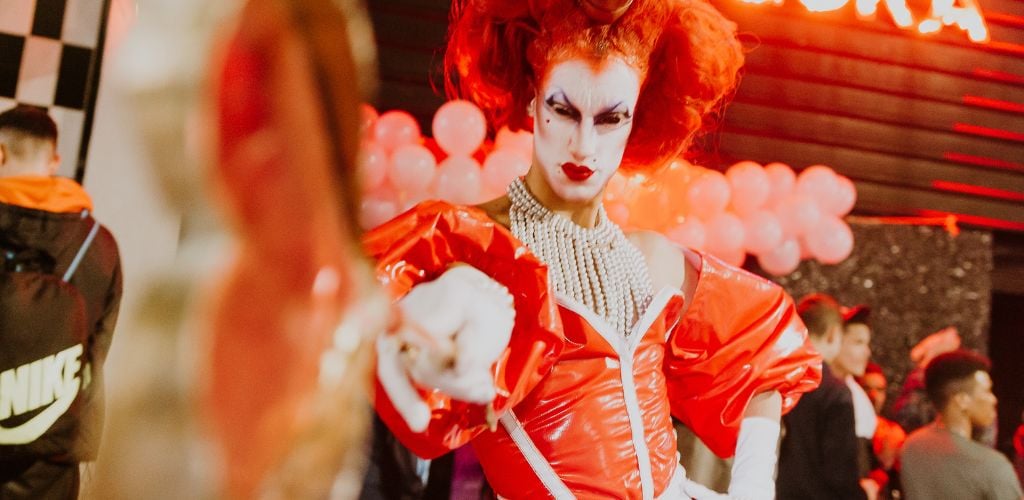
[{"x1": 0, "y1": 0, "x2": 110, "y2": 180}]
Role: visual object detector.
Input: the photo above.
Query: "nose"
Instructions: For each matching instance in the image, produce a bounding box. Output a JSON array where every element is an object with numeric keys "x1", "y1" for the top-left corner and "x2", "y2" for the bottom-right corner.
[{"x1": 570, "y1": 120, "x2": 598, "y2": 162}]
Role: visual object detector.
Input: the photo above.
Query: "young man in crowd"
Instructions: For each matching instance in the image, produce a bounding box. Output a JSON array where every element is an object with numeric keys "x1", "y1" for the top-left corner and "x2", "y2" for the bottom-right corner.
[
  {"x1": 900, "y1": 350, "x2": 1023, "y2": 499},
  {"x1": 0, "y1": 105, "x2": 123, "y2": 499},
  {"x1": 777, "y1": 294, "x2": 868, "y2": 500}
]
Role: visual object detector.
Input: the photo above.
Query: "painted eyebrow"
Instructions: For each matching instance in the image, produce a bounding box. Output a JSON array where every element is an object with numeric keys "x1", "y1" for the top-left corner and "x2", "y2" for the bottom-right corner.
[
  {"x1": 546, "y1": 90, "x2": 632, "y2": 120},
  {"x1": 545, "y1": 90, "x2": 579, "y2": 112}
]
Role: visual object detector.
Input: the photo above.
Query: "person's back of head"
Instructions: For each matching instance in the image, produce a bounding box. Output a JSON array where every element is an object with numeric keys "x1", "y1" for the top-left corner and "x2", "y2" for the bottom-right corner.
[
  {"x1": 0, "y1": 105, "x2": 60, "y2": 177},
  {"x1": 924, "y1": 350, "x2": 996, "y2": 428},
  {"x1": 797, "y1": 293, "x2": 843, "y2": 362}
]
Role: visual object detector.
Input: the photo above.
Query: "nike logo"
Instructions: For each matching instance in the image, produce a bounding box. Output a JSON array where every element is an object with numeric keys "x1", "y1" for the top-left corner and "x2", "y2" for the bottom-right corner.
[{"x1": 0, "y1": 344, "x2": 84, "y2": 444}]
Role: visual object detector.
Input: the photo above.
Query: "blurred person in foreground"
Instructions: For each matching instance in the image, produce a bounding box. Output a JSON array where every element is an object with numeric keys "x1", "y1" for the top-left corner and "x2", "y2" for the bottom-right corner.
[
  {"x1": 0, "y1": 105, "x2": 122, "y2": 499},
  {"x1": 900, "y1": 350, "x2": 1022, "y2": 500},
  {"x1": 777, "y1": 293, "x2": 869, "y2": 500}
]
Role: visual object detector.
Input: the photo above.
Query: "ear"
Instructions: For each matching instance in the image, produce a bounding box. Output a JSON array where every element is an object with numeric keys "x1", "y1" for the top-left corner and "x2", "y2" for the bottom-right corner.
[
  {"x1": 825, "y1": 325, "x2": 841, "y2": 344},
  {"x1": 47, "y1": 152, "x2": 61, "y2": 176},
  {"x1": 527, "y1": 97, "x2": 536, "y2": 118},
  {"x1": 953, "y1": 392, "x2": 972, "y2": 411},
  {"x1": 0, "y1": 143, "x2": 6, "y2": 166}
]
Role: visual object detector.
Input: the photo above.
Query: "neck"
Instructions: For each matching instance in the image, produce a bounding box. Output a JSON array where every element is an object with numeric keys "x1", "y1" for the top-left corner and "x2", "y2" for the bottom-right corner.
[
  {"x1": 0, "y1": 164, "x2": 51, "y2": 178},
  {"x1": 935, "y1": 411, "x2": 972, "y2": 439},
  {"x1": 523, "y1": 168, "x2": 603, "y2": 228}
]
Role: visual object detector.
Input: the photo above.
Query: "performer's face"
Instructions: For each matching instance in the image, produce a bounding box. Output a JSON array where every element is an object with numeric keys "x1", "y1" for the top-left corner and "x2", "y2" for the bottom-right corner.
[{"x1": 529, "y1": 57, "x2": 641, "y2": 204}]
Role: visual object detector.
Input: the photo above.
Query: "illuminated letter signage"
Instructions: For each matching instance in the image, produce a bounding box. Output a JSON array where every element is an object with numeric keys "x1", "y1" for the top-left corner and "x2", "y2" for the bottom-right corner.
[{"x1": 740, "y1": 0, "x2": 990, "y2": 42}]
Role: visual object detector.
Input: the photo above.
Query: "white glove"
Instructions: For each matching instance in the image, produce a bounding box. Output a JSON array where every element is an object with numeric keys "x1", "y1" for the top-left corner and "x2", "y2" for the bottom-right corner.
[
  {"x1": 376, "y1": 265, "x2": 515, "y2": 432},
  {"x1": 682, "y1": 478, "x2": 732, "y2": 499},
  {"x1": 664, "y1": 464, "x2": 730, "y2": 500},
  {"x1": 727, "y1": 416, "x2": 781, "y2": 500}
]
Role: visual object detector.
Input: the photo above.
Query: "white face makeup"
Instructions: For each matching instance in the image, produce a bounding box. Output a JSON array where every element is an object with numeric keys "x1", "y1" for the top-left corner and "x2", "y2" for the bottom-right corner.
[{"x1": 530, "y1": 57, "x2": 641, "y2": 204}]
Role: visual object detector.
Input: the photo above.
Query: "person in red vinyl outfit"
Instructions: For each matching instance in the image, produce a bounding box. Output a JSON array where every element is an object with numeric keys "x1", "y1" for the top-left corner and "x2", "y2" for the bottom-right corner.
[{"x1": 367, "y1": 1, "x2": 822, "y2": 498}]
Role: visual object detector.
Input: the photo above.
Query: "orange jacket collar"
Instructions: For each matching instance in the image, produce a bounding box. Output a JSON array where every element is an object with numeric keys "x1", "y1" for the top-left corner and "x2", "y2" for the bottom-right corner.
[{"x1": 0, "y1": 176, "x2": 94, "y2": 213}]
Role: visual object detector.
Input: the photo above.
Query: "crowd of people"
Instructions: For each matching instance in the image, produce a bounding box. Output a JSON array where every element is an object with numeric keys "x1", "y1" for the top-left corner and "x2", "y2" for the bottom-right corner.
[
  {"x1": 776, "y1": 296, "x2": 1022, "y2": 500},
  {"x1": 1, "y1": 0, "x2": 1023, "y2": 498}
]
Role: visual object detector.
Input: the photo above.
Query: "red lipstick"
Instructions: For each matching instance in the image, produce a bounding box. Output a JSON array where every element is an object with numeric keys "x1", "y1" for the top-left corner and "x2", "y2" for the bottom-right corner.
[{"x1": 561, "y1": 162, "x2": 595, "y2": 181}]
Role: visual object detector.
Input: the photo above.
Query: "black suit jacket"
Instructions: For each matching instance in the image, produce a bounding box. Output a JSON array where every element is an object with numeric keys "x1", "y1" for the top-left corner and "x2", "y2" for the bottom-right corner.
[{"x1": 777, "y1": 363, "x2": 867, "y2": 500}]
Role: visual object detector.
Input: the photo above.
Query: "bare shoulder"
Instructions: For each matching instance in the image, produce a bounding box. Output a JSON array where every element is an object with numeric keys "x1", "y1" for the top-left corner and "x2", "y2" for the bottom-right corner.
[
  {"x1": 475, "y1": 195, "x2": 512, "y2": 229},
  {"x1": 626, "y1": 230, "x2": 687, "y2": 291}
]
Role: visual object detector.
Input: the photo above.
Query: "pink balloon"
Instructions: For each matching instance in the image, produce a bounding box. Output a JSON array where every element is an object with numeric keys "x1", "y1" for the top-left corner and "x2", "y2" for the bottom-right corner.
[
  {"x1": 435, "y1": 156, "x2": 483, "y2": 205},
  {"x1": 795, "y1": 165, "x2": 840, "y2": 207},
  {"x1": 604, "y1": 174, "x2": 629, "y2": 202},
  {"x1": 717, "y1": 246, "x2": 748, "y2": 268},
  {"x1": 433, "y1": 100, "x2": 487, "y2": 156},
  {"x1": 726, "y1": 161, "x2": 770, "y2": 215},
  {"x1": 804, "y1": 216, "x2": 854, "y2": 264},
  {"x1": 482, "y1": 149, "x2": 530, "y2": 193},
  {"x1": 606, "y1": 202, "x2": 630, "y2": 226},
  {"x1": 360, "y1": 196, "x2": 399, "y2": 230},
  {"x1": 799, "y1": 236, "x2": 814, "y2": 260},
  {"x1": 764, "y1": 162, "x2": 796, "y2": 205},
  {"x1": 373, "y1": 110, "x2": 421, "y2": 151},
  {"x1": 359, "y1": 142, "x2": 388, "y2": 192},
  {"x1": 495, "y1": 126, "x2": 534, "y2": 160},
  {"x1": 705, "y1": 212, "x2": 746, "y2": 254},
  {"x1": 687, "y1": 170, "x2": 731, "y2": 220},
  {"x1": 400, "y1": 192, "x2": 429, "y2": 212},
  {"x1": 757, "y1": 237, "x2": 801, "y2": 276},
  {"x1": 822, "y1": 175, "x2": 857, "y2": 216},
  {"x1": 666, "y1": 218, "x2": 707, "y2": 251},
  {"x1": 742, "y1": 210, "x2": 784, "y2": 255},
  {"x1": 389, "y1": 144, "x2": 437, "y2": 195},
  {"x1": 775, "y1": 193, "x2": 822, "y2": 237},
  {"x1": 360, "y1": 104, "x2": 379, "y2": 137}
]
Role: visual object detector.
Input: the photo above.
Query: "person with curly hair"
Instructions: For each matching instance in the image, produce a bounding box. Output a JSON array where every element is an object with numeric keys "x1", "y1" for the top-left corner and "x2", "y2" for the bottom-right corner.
[{"x1": 367, "y1": 1, "x2": 822, "y2": 498}]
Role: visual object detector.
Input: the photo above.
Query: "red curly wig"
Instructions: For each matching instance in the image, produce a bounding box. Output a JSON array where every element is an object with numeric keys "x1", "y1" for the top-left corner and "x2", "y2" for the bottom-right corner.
[{"x1": 444, "y1": 0, "x2": 744, "y2": 173}]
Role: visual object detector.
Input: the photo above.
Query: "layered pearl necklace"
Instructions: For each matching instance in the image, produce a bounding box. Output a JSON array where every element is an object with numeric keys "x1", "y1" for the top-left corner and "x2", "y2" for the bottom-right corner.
[{"x1": 508, "y1": 178, "x2": 653, "y2": 337}]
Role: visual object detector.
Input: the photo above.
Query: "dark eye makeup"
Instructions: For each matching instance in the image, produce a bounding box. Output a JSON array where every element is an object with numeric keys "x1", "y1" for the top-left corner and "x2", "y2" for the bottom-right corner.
[
  {"x1": 546, "y1": 94, "x2": 581, "y2": 121},
  {"x1": 544, "y1": 91, "x2": 632, "y2": 128}
]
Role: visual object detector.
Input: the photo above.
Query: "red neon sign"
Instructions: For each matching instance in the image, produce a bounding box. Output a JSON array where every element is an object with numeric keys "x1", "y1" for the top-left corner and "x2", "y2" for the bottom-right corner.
[{"x1": 740, "y1": 0, "x2": 990, "y2": 42}]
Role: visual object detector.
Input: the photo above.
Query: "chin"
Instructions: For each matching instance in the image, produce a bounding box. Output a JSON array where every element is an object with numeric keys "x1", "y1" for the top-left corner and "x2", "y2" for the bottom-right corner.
[
  {"x1": 551, "y1": 184, "x2": 604, "y2": 204},
  {"x1": 550, "y1": 172, "x2": 613, "y2": 203}
]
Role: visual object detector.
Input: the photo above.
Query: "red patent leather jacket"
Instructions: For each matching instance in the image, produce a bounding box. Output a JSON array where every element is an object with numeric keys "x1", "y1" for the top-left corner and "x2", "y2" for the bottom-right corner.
[{"x1": 365, "y1": 201, "x2": 822, "y2": 499}]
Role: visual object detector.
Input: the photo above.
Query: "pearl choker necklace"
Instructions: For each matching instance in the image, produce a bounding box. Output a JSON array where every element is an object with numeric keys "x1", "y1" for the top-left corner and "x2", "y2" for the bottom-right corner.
[{"x1": 508, "y1": 178, "x2": 653, "y2": 337}]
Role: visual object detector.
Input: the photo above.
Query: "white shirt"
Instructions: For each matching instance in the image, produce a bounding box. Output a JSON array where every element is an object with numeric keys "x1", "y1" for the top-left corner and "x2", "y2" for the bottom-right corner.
[{"x1": 846, "y1": 375, "x2": 878, "y2": 438}]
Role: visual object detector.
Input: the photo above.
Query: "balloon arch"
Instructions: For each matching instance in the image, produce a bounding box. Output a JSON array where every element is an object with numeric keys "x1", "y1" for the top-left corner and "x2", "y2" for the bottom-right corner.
[{"x1": 358, "y1": 100, "x2": 856, "y2": 276}]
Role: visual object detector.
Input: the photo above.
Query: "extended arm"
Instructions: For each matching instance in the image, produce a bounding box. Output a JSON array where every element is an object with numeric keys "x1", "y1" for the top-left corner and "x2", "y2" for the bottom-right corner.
[
  {"x1": 728, "y1": 391, "x2": 782, "y2": 500},
  {"x1": 365, "y1": 202, "x2": 564, "y2": 458}
]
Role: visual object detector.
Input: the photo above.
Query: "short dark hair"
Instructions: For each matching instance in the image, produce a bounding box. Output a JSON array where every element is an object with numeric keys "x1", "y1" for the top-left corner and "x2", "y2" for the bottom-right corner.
[
  {"x1": 797, "y1": 293, "x2": 843, "y2": 340},
  {"x1": 924, "y1": 350, "x2": 991, "y2": 410},
  {"x1": 0, "y1": 105, "x2": 57, "y2": 142},
  {"x1": 842, "y1": 304, "x2": 871, "y2": 326},
  {"x1": 0, "y1": 106, "x2": 58, "y2": 162}
]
